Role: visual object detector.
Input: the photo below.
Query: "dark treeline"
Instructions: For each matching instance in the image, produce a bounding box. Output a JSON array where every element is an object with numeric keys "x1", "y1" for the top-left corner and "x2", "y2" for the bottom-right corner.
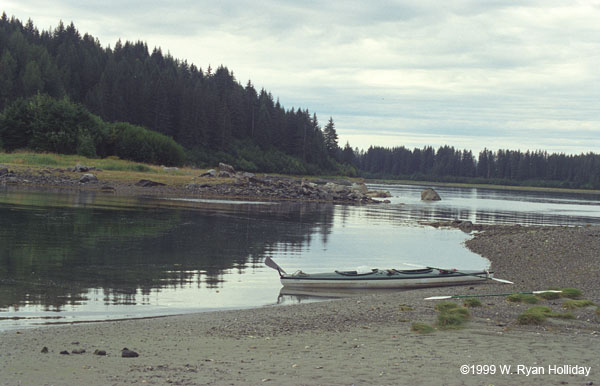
[
  {"x1": 1, "y1": 14, "x2": 600, "y2": 188},
  {"x1": 356, "y1": 146, "x2": 600, "y2": 189},
  {"x1": 0, "y1": 14, "x2": 344, "y2": 174}
]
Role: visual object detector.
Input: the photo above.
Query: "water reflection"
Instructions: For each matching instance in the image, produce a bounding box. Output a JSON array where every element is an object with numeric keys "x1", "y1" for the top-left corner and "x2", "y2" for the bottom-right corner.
[{"x1": 0, "y1": 190, "x2": 335, "y2": 314}]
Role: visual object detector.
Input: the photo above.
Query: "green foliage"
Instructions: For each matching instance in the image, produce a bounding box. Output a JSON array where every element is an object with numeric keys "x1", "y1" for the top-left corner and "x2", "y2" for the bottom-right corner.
[
  {"x1": 0, "y1": 94, "x2": 107, "y2": 157},
  {"x1": 434, "y1": 302, "x2": 470, "y2": 330},
  {"x1": 560, "y1": 288, "x2": 583, "y2": 299},
  {"x1": 562, "y1": 299, "x2": 595, "y2": 310},
  {"x1": 110, "y1": 122, "x2": 186, "y2": 166},
  {"x1": 536, "y1": 291, "x2": 561, "y2": 300},
  {"x1": 506, "y1": 294, "x2": 539, "y2": 304},
  {"x1": 517, "y1": 305, "x2": 576, "y2": 324},
  {"x1": 434, "y1": 301, "x2": 460, "y2": 312},
  {"x1": 411, "y1": 322, "x2": 434, "y2": 334},
  {"x1": 517, "y1": 308, "x2": 549, "y2": 325},
  {"x1": 463, "y1": 298, "x2": 482, "y2": 308}
]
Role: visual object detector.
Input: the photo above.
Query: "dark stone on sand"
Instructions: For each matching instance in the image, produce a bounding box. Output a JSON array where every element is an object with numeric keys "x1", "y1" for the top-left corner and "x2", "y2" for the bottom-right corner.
[
  {"x1": 60, "y1": 350, "x2": 70, "y2": 355},
  {"x1": 135, "y1": 179, "x2": 166, "y2": 187},
  {"x1": 41, "y1": 346, "x2": 48, "y2": 353},
  {"x1": 121, "y1": 348, "x2": 139, "y2": 358},
  {"x1": 94, "y1": 349, "x2": 107, "y2": 356}
]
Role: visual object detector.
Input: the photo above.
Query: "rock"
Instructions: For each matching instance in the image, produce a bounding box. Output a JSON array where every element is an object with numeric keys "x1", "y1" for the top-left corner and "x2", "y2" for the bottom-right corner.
[
  {"x1": 200, "y1": 169, "x2": 217, "y2": 177},
  {"x1": 0, "y1": 168, "x2": 9, "y2": 176},
  {"x1": 162, "y1": 166, "x2": 179, "y2": 171},
  {"x1": 351, "y1": 183, "x2": 369, "y2": 194},
  {"x1": 60, "y1": 350, "x2": 70, "y2": 355},
  {"x1": 218, "y1": 162, "x2": 235, "y2": 174},
  {"x1": 79, "y1": 173, "x2": 98, "y2": 183},
  {"x1": 218, "y1": 171, "x2": 233, "y2": 178},
  {"x1": 135, "y1": 179, "x2": 166, "y2": 187},
  {"x1": 421, "y1": 188, "x2": 441, "y2": 201},
  {"x1": 41, "y1": 346, "x2": 49, "y2": 353},
  {"x1": 73, "y1": 164, "x2": 96, "y2": 172},
  {"x1": 100, "y1": 185, "x2": 116, "y2": 193},
  {"x1": 72, "y1": 349, "x2": 86, "y2": 354},
  {"x1": 93, "y1": 349, "x2": 107, "y2": 356},
  {"x1": 367, "y1": 190, "x2": 391, "y2": 198},
  {"x1": 458, "y1": 220, "x2": 473, "y2": 233},
  {"x1": 121, "y1": 348, "x2": 139, "y2": 358}
]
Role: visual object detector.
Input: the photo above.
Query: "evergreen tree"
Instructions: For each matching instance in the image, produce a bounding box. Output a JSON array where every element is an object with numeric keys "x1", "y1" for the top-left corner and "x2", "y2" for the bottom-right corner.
[{"x1": 323, "y1": 117, "x2": 338, "y2": 156}]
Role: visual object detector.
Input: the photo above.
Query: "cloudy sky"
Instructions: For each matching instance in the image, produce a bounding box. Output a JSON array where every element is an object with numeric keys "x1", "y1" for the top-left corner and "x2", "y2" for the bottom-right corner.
[{"x1": 3, "y1": 0, "x2": 600, "y2": 154}]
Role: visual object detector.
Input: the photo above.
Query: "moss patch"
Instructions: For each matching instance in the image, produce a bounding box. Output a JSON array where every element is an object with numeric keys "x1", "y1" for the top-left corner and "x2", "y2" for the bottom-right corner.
[{"x1": 562, "y1": 299, "x2": 595, "y2": 309}]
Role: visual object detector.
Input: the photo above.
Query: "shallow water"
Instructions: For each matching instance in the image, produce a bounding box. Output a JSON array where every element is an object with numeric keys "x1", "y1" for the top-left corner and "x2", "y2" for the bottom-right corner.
[{"x1": 1, "y1": 184, "x2": 598, "y2": 330}]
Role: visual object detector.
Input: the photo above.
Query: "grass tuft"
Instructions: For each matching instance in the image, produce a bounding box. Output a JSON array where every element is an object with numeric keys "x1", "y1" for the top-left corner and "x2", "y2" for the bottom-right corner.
[
  {"x1": 411, "y1": 322, "x2": 435, "y2": 334},
  {"x1": 562, "y1": 299, "x2": 595, "y2": 310},
  {"x1": 463, "y1": 298, "x2": 482, "y2": 308},
  {"x1": 507, "y1": 294, "x2": 539, "y2": 304},
  {"x1": 560, "y1": 288, "x2": 583, "y2": 299},
  {"x1": 536, "y1": 291, "x2": 561, "y2": 300},
  {"x1": 434, "y1": 301, "x2": 460, "y2": 312}
]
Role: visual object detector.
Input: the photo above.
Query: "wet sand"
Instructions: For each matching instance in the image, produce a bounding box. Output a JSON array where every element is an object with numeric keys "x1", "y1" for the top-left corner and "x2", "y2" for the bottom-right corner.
[{"x1": 1, "y1": 225, "x2": 599, "y2": 385}]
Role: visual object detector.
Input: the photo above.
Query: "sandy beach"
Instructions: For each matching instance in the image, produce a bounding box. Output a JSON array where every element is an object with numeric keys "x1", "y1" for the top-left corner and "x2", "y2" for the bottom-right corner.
[{"x1": 1, "y1": 225, "x2": 599, "y2": 385}]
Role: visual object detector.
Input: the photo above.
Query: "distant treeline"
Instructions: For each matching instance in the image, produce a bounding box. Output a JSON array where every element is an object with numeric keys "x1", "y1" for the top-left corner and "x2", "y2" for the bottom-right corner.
[
  {"x1": 1, "y1": 14, "x2": 599, "y2": 188},
  {"x1": 355, "y1": 146, "x2": 600, "y2": 189}
]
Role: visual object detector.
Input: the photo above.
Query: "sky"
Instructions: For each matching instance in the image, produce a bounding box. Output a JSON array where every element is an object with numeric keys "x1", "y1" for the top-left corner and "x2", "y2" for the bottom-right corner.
[{"x1": 3, "y1": 0, "x2": 600, "y2": 155}]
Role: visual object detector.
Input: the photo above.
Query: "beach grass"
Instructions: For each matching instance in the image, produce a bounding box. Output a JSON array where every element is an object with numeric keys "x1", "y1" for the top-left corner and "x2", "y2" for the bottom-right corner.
[
  {"x1": 536, "y1": 291, "x2": 561, "y2": 300},
  {"x1": 562, "y1": 299, "x2": 595, "y2": 309},
  {"x1": 411, "y1": 322, "x2": 435, "y2": 334},
  {"x1": 434, "y1": 302, "x2": 471, "y2": 330},
  {"x1": 560, "y1": 288, "x2": 583, "y2": 299},
  {"x1": 463, "y1": 298, "x2": 482, "y2": 308},
  {"x1": 506, "y1": 294, "x2": 539, "y2": 304}
]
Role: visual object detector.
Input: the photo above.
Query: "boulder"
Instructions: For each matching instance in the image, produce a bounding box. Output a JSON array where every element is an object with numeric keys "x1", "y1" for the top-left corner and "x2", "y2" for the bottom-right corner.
[
  {"x1": 200, "y1": 169, "x2": 216, "y2": 177},
  {"x1": 73, "y1": 164, "x2": 96, "y2": 172},
  {"x1": 421, "y1": 188, "x2": 441, "y2": 201},
  {"x1": 79, "y1": 174, "x2": 98, "y2": 183},
  {"x1": 218, "y1": 162, "x2": 235, "y2": 174},
  {"x1": 135, "y1": 179, "x2": 166, "y2": 187}
]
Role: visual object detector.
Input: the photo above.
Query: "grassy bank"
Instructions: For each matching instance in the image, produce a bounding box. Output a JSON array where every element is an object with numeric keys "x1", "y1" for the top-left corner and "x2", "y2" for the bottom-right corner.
[{"x1": 0, "y1": 151, "x2": 221, "y2": 188}]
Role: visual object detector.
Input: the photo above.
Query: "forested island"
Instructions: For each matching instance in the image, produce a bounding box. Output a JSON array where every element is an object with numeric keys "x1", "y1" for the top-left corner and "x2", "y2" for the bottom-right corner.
[{"x1": 1, "y1": 14, "x2": 600, "y2": 189}]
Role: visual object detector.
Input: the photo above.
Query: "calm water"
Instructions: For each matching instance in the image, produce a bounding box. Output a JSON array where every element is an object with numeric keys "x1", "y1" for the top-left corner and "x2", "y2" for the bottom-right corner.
[{"x1": 1, "y1": 184, "x2": 599, "y2": 330}]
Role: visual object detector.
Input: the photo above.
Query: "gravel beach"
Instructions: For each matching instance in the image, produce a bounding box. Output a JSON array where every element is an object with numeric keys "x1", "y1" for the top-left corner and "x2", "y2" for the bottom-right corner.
[{"x1": 1, "y1": 224, "x2": 599, "y2": 385}]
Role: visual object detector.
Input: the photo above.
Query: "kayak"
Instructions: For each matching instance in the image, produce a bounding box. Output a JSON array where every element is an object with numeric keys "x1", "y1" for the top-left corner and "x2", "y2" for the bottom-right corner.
[
  {"x1": 265, "y1": 256, "x2": 494, "y2": 289},
  {"x1": 278, "y1": 267, "x2": 493, "y2": 289}
]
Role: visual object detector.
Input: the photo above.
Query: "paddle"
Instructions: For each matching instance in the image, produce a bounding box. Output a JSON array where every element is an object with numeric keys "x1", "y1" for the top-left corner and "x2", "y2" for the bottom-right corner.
[
  {"x1": 401, "y1": 262, "x2": 513, "y2": 285},
  {"x1": 264, "y1": 256, "x2": 287, "y2": 277},
  {"x1": 425, "y1": 290, "x2": 562, "y2": 300}
]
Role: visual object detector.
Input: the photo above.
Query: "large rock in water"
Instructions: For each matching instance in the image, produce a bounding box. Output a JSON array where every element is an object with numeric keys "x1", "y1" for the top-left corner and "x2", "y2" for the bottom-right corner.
[{"x1": 421, "y1": 188, "x2": 441, "y2": 201}]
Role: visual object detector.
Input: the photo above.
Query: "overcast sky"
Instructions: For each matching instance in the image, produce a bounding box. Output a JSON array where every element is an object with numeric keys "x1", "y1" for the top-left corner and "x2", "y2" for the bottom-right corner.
[{"x1": 3, "y1": 1, "x2": 600, "y2": 154}]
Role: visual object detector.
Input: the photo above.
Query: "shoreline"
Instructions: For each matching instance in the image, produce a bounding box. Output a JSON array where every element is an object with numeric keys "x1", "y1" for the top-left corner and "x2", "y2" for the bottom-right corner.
[{"x1": 1, "y1": 225, "x2": 599, "y2": 385}]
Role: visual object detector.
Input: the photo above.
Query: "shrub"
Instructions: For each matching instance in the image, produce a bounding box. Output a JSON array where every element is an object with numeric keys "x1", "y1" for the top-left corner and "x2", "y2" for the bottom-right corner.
[
  {"x1": 110, "y1": 122, "x2": 186, "y2": 166},
  {"x1": 411, "y1": 322, "x2": 435, "y2": 334},
  {"x1": 463, "y1": 298, "x2": 482, "y2": 308},
  {"x1": 517, "y1": 311, "x2": 547, "y2": 325},
  {"x1": 562, "y1": 300, "x2": 595, "y2": 310},
  {"x1": 560, "y1": 288, "x2": 583, "y2": 299}
]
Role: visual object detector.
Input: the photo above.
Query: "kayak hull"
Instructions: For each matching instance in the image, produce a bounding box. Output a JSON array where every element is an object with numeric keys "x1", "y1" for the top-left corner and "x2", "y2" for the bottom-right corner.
[{"x1": 280, "y1": 268, "x2": 492, "y2": 289}]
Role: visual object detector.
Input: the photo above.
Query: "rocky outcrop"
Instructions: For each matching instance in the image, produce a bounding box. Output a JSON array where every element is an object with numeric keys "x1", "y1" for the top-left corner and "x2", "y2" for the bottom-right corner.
[
  {"x1": 421, "y1": 188, "x2": 441, "y2": 201},
  {"x1": 187, "y1": 176, "x2": 388, "y2": 204}
]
